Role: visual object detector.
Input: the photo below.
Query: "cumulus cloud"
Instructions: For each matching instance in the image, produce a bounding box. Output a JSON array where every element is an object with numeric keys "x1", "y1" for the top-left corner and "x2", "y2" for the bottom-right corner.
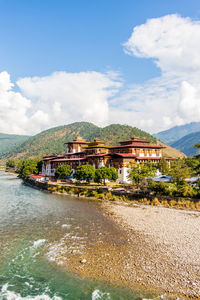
[
  {"x1": 0, "y1": 70, "x2": 120, "y2": 134},
  {"x1": 124, "y1": 14, "x2": 200, "y2": 75},
  {"x1": 1, "y1": 14, "x2": 200, "y2": 135},
  {"x1": 0, "y1": 72, "x2": 31, "y2": 134},
  {"x1": 121, "y1": 14, "x2": 200, "y2": 132},
  {"x1": 17, "y1": 71, "x2": 121, "y2": 134}
]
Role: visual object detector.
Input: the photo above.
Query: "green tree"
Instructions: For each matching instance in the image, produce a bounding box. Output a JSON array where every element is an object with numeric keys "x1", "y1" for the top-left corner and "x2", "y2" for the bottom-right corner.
[
  {"x1": 75, "y1": 164, "x2": 95, "y2": 183},
  {"x1": 55, "y1": 165, "x2": 71, "y2": 179},
  {"x1": 184, "y1": 156, "x2": 200, "y2": 176},
  {"x1": 169, "y1": 159, "x2": 192, "y2": 185},
  {"x1": 6, "y1": 158, "x2": 19, "y2": 169},
  {"x1": 94, "y1": 166, "x2": 118, "y2": 184},
  {"x1": 18, "y1": 158, "x2": 41, "y2": 180},
  {"x1": 157, "y1": 158, "x2": 170, "y2": 175},
  {"x1": 128, "y1": 162, "x2": 156, "y2": 187},
  {"x1": 108, "y1": 166, "x2": 118, "y2": 182}
]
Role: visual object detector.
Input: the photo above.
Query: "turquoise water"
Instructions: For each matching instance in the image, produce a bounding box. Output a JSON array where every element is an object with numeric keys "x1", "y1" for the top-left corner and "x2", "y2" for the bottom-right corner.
[{"x1": 0, "y1": 172, "x2": 156, "y2": 300}]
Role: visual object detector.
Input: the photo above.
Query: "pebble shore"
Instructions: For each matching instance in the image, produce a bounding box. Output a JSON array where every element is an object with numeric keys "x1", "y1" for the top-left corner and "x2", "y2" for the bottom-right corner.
[
  {"x1": 50, "y1": 201, "x2": 200, "y2": 299},
  {"x1": 106, "y1": 203, "x2": 200, "y2": 298}
]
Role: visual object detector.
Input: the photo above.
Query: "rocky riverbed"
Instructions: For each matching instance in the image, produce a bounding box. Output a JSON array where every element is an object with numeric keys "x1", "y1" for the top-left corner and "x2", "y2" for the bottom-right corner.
[
  {"x1": 47, "y1": 200, "x2": 200, "y2": 299},
  {"x1": 105, "y1": 203, "x2": 200, "y2": 298}
]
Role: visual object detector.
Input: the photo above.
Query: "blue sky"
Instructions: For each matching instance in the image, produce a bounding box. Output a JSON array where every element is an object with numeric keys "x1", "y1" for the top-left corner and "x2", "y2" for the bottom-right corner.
[
  {"x1": 0, "y1": 0, "x2": 200, "y2": 134},
  {"x1": 0, "y1": 0, "x2": 199, "y2": 83}
]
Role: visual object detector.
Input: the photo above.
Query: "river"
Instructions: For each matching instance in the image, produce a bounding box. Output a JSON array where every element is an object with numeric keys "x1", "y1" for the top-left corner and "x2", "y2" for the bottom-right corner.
[{"x1": 0, "y1": 172, "x2": 156, "y2": 300}]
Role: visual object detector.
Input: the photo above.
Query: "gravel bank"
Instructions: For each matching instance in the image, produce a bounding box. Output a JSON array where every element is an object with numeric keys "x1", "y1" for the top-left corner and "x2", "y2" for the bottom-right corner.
[{"x1": 107, "y1": 203, "x2": 200, "y2": 298}]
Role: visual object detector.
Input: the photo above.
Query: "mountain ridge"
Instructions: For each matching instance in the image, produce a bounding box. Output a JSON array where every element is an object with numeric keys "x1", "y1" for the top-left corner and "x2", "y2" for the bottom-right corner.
[
  {"x1": 2, "y1": 122, "x2": 185, "y2": 160},
  {"x1": 154, "y1": 122, "x2": 200, "y2": 145},
  {"x1": 171, "y1": 131, "x2": 200, "y2": 157}
]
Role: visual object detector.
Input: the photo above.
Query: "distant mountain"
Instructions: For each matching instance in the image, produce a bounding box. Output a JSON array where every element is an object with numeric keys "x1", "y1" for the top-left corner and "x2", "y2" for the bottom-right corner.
[
  {"x1": 171, "y1": 131, "x2": 200, "y2": 156},
  {"x1": 2, "y1": 122, "x2": 185, "y2": 159},
  {"x1": 0, "y1": 133, "x2": 29, "y2": 158},
  {"x1": 154, "y1": 122, "x2": 200, "y2": 144}
]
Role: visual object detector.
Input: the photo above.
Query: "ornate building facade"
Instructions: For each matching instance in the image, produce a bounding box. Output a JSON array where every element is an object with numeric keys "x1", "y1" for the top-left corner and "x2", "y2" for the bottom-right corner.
[{"x1": 42, "y1": 136, "x2": 166, "y2": 183}]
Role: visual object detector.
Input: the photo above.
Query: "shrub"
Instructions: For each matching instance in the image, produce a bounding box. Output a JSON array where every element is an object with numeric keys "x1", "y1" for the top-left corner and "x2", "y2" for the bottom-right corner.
[
  {"x1": 98, "y1": 193, "x2": 105, "y2": 200},
  {"x1": 152, "y1": 197, "x2": 161, "y2": 206},
  {"x1": 169, "y1": 200, "x2": 177, "y2": 207},
  {"x1": 177, "y1": 199, "x2": 185, "y2": 208},
  {"x1": 184, "y1": 200, "x2": 191, "y2": 209},
  {"x1": 177, "y1": 185, "x2": 197, "y2": 198},
  {"x1": 195, "y1": 202, "x2": 200, "y2": 210},
  {"x1": 140, "y1": 198, "x2": 150, "y2": 205},
  {"x1": 148, "y1": 182, "x2": 177, "y2": 196},
  {"x1": 68, "y1": 188, "x2": 75, "y2": 194},
  {"x1": 88, "y1": 190, "x2": 100, "y2": 198},
  {"x1": 111, "y1": 195, "x2": 119, "y2": 201},
  {"x1": 189, "y1": 202, "x2": 196, "y2": 209},
  {"x1": 79, "y1": 187, "x2": 89, "y2": 196},
  {"x1": 104, "y1": 192, "x2": 113, "y2": 200},
  {"x1": 160, "y1": 200, "x2": 169, "y2": 207}
]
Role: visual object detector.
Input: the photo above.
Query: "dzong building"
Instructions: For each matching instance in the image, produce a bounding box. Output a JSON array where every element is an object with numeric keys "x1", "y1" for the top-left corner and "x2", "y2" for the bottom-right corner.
[
  {"x1": 42, "y1": 137, "x2": 167, "y2": 183},
  {"x1": 42, "y1": 136, "x2": 166, "y2": 183}
]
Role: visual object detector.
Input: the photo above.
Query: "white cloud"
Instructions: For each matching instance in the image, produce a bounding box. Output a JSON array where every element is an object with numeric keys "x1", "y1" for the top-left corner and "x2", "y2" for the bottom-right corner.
[
  {"x1": 178, "y1": 81, "x2": 200, "y2": 122},
  {"x1": 0, "y1": 72, "x2": 31, "y2": 134},
  {"x1": 17, "y1": 71, "x2": 121, "y2": 134},
  {"x1": 1, "y1": 14, "x2": 200, "y2": 135},
  {"x1": 0, "y1": 71, "x2": 121, "y2": 134},
  {"x1": 121, "y1": 14, "x2": 200, "y2": 133},
  {"x1": 124, "y1": 14, "x2": 200, "y2": 75}
]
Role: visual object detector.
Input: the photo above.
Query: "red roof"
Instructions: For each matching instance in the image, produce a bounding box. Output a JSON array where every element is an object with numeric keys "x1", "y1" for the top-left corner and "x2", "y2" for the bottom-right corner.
[
  {"x1": 86, "y1": 153, "x2": 108, "y2": 157},
  {"x1": 113, "y1": 153, "x2": 137, "y2": 157},
  {"x1": 43, "y1": 156, "x2": 57, "y2": 160},
  {"x1": 29, "y1": 174, "x2": 46, "y2": 179},
  {"x1": 52, "y1": 157, "x2": 86, "y2": 162},
  {"x1": 64, "y1": 141, "x2": 88, "y2": 144},
  {"x1": 120, "y1": 139, "x2": 150, "y2": 144},
  {"x1": 109, "y1": 143, "x2": 164, "y2": 149},
  {"x1": 43, "y1": 154, "x2": 67, "y2": 160},
  {"x1": 136, "y1": 156, "x2": 161, "y2": 160},
  {"x1": 65, "y1": 152, "x2": 84, "y2": 155}
]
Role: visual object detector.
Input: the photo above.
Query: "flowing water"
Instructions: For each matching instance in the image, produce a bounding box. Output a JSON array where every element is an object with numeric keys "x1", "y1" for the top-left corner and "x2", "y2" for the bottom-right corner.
[{"x1": 0, "y1": 172, "x2": 157, "y2": 300}]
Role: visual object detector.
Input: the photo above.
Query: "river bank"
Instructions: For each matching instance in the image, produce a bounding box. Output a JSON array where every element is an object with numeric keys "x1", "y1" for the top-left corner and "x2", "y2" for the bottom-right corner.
[
  {"x1": 51, "y1": 201, "x2": 200, "y2": 299},
  {"x1": 104, "y1": 202, "x2": 200, "y2": 298},
  {"x1": 25, "y1": 178, "x2": 200, "y2": 212},
  {"x1": 42, "y1": 189, "x2": 200, "y2": 298},
  {"x1": 49, "y1": 203, "x2": 200, "y2": 299}
]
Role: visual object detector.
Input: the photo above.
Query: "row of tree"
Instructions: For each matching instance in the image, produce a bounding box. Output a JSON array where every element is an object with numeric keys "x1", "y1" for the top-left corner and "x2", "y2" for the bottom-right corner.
[
  {"x1": 55, "y1": 164, "x2": 118, "y2": 184},
  {"x1": 55, "y1": 157, "x2": 195, "y2": 186},
  {"x1": 6, "y1": 155, "x2": 200, "y2": 187}
]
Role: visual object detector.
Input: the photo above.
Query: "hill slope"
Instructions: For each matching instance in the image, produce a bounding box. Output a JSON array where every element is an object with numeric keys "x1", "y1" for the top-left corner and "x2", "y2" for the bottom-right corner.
[
  {"x1": 3, "y1": 122, "x2": 185, "y2": 159},
  {"x1": 171, "y1": 131, "x2": 200, "y2": 156},
  {"x1": 154, "y1": 122, "x2": 200, "y2": 144},
  {"x1": 0, "y1": 133, "x2": 30, "y2": 157}
]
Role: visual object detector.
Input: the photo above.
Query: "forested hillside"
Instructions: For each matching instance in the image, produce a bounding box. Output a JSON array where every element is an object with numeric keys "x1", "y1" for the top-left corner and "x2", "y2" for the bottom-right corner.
[
  {"x1": 2, "y1": 122, "x2": 185, "y2": 160},
  {"x1": 0, "y1": 133, "x2": 29, "y2": 157}
]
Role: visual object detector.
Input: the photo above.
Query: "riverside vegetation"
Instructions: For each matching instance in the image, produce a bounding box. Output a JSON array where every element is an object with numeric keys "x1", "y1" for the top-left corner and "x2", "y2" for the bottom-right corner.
[{"x1": 6, "y1": 154, "x2": 200, "y2": 211}]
